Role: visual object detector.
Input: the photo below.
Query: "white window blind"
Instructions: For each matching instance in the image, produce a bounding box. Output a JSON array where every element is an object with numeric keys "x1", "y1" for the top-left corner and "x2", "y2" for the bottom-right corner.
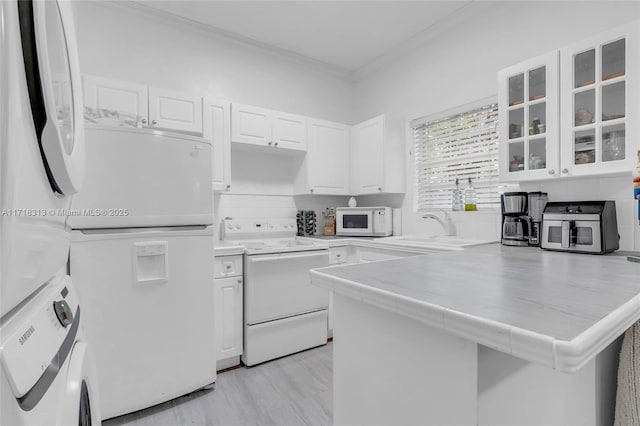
[{"x1": 413, "y1": 102, "x2": 500, "y2": 211}]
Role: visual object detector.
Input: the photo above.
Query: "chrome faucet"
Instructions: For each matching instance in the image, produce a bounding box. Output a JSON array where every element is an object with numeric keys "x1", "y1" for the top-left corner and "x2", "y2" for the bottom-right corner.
[{"x1": 421, "y1": 210, "x2": 456, "y2": 236}]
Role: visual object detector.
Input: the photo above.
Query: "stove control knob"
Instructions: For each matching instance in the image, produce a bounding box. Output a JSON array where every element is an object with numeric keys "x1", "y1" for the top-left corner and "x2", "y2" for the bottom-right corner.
[
  {"x1": 226, "y1": 223, "x2": 233, "y2": 230},
  {"x1": 53, "y1": 300, "x2": 73, "y2": 328},
  {"x1": 235, "y1": 224, "x2": 241, "y2": 230}
]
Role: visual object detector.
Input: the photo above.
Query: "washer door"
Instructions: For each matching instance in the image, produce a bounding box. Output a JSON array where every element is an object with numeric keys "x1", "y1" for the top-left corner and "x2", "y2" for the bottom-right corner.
[
  {"x1": 18, "y1": 0, "x2": 84, "y2": 195},
  {"x1": 58, "y1": 342, "x2": 101, "y2": 425}
]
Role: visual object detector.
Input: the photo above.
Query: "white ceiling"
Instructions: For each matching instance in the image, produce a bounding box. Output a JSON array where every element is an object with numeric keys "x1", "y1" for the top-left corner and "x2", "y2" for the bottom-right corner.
[{"x1": 135, "y1": 1, "x2": 473, "y2": 71}]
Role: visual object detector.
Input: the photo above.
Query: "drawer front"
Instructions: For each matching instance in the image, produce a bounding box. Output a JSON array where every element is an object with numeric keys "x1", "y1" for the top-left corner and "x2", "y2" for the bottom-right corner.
[
  {"x1": 329, "y1": 247, "x2": 347, "y2": 264},
  {"x1": 214, "y1": 255, "x2": 243, "y2": 278}
]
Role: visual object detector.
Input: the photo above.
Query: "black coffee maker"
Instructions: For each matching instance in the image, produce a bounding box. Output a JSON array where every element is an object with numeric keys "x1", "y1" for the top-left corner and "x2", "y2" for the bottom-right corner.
[
  {"x1": 527, "y1": 192, "x2": 548, "y2": 246},
  {"x1": 501, "y1": 192, "x2": 531, "y2": 246}
]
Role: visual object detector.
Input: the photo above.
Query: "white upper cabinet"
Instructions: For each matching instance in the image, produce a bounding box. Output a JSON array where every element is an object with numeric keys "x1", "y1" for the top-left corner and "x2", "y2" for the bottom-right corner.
[
  {"x1": 560, "y1": 21, "x2": 638, "y2": 178},
  {"x1": 231, "y1": 103, "x2": 272, "y2": 146},
  {"x1": 231, "y1": 103, "x2": 306, "y2": 151},
  {"x1": 83, "y1": 74, "x2": 148, "y2": 119},
  {"x1": 294, "y1": 119, "x2": 349, "y2": 195},
  {"x1": 148, "y1": 87, "x2": 203, "y2": 134},
  {"x1": 498, "y1": 20, "x2": 639, "y2": 182},
  {"x1": 351, "y1": 115, "x2": 385, "y2": 194},
  {"x1": 273, "y1": 111, "x2": 307, "y2": 150},
  {"x1": 350, "y1": 115, "x2": 403, "y2": 195},
  {"x1": 82, "y1": 75, "x2": 203, "y2": 135},
  {"x1": 498, "y1": 51, "x2": 560, "y2": 181},
  {"x1": 203, "y1": 99, "x2": 231, "y2": 192}
]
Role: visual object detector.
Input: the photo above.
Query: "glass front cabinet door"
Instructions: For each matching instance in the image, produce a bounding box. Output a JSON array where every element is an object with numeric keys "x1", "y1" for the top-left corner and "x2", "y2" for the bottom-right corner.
[
  {"x1": 560, "y1": 21, "x2": 639, "y2": 177},
  {"x1": 499, "y1": 51, "x2": 559, "y2": 181}
]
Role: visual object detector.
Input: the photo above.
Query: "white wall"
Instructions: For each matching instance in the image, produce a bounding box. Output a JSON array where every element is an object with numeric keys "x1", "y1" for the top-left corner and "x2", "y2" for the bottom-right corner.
[
  {"x1": 73, "y1": 2, "x2": 354, "y2": 123},
  {"x1": 212, "y1": 147, "x2": 349, "y2": 241},
  {"x1": 73, "y1": 1, "x2": 356, "y2": 234},
  {"x1": 353, "y1": 1, "x2": 640, "y2": 249}
]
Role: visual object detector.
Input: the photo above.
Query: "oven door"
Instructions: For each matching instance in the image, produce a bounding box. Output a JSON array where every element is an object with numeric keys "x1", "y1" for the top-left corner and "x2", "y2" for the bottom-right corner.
[
  {"x1": 244, "y1": 250, "x2": 329, "y2": 325},
  {"x1": 336, "y1": 211, "x2": 372, "y2": 236},
  {"x1": 541, "y1": 220, "x2": 602, "y2": 253}
]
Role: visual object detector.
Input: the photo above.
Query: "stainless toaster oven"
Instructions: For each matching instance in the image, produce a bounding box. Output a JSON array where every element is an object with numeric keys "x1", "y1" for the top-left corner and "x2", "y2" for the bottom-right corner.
[{"x1": 540, "y1": 201, "x2": 619, "y2": 254}]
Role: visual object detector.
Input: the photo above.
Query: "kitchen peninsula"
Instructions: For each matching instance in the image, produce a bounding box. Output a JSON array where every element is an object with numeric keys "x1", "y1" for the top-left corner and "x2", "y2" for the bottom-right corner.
[{"x1": 310, "y1": 244, "x2": 640, "y2": 425}]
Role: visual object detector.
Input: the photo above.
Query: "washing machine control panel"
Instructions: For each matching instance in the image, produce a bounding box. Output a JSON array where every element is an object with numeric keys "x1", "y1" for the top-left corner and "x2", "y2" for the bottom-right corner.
[
  {"x1": 53, "y1": 300, "x2": 73, "y2": 327},
  {"x1": 0, "y1": 276, "x2": 79, "y2": 397}
]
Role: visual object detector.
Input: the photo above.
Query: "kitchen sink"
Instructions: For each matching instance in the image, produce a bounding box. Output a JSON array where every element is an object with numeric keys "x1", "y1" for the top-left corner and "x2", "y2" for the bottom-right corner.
[{"x1": 377, "y1": 235, "x2": 496, "y2": 249}]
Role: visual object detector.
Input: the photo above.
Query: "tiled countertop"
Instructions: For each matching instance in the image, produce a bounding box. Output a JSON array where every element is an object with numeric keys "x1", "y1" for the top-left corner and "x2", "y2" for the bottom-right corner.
[{"x1": 310, "y1": 243, "x2": 640, "y2": 372}]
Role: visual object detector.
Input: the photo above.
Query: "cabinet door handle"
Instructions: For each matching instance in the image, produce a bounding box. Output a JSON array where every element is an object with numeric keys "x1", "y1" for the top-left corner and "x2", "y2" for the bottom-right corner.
[
  {"x1": 151, "y1": 119, "x2": 157, "y2": 125},
  {"x1": 141, "y1": 118, "x2": 147, "y2": 124},
  {"x1": 548, "y1": 169, "x2": 555, "y2": 175},
  {"x1": 226, "y1": 184, "x2": 231, "y2": 190},
  {"x1": 274, "y1": 142, "x2": 278, "y2": 147},
  {"x1": 310, "y1": 188, "x2": 314, "y2": 193},
  {"x1": 237, "y1": 278, "x2": 242, "y2": 284},
  {"x1": 561, "y1": 168, "x2": 568, "y2": 174},
  {"x1": 378, "y1": 187, "x2": 382, "y2": 191},
  {"x1": 268, "y1": 141, "x2": 273, "y2": 146}
]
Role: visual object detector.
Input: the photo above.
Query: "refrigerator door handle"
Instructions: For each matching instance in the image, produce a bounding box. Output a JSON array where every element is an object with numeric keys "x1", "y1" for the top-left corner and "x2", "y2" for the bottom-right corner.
[{"x1": 77, "y1": 225, "x2": 211, "y2": 235}]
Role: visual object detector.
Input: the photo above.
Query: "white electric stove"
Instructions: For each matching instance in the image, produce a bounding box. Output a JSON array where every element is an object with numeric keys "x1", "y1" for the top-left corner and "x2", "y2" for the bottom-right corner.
[{"x1": 221, "y1": 218, "x2": 330, "y2": 366}]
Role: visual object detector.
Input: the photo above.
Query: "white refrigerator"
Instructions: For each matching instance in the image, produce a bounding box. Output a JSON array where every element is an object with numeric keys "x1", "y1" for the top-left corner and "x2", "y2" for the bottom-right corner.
[{"x1": 69, "y1": 126, "x2": 215, "y2": 420}]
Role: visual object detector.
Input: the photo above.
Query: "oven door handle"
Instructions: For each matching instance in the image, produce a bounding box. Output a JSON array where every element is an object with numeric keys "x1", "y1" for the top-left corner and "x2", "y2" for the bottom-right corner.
[
  {"x1": 248, "y1": 251, "x2": 328, "y2": 263},
  {"x1": 561, "y1": 220, "x2": 576, "y2": 248}
]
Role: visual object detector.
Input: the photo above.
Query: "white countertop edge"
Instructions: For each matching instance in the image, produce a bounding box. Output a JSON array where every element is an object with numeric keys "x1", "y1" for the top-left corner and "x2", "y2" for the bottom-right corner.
[
  {"x1": 353, "y1": 239, "x2": 455, "y2": 253},
  {"x1": 310, "y1": 269, "x2": 365, "y2": 301},
  {"x1": 311, "y1": 267, "x2": 639, "y2": 372},
  {"x1": 552, "y1": 292, "x2": 640, "y2": 373},
  {"x1": 370, "y1": 240, "x2": 466, "y2": 252},
  {"x1": 299, "y1": 236, "x2": 447, "y2": 253}
]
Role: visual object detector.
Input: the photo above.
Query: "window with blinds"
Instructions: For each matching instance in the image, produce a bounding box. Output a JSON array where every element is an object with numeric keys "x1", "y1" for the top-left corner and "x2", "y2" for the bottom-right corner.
[{"x1": 413, "y1": 101, "x2": 500, "y2": 211}]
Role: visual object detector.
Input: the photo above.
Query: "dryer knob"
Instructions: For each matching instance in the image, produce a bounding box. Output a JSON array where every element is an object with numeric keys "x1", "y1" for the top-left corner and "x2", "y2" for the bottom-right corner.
[{"x1": 53, "y1": 300, "x2": 73, "y2": 328}]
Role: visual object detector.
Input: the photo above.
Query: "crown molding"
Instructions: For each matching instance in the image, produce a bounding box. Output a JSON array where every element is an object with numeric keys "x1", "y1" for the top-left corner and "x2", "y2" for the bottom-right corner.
[{"x1": 91, "y1": 1, "x2": 356, "y2": 82}]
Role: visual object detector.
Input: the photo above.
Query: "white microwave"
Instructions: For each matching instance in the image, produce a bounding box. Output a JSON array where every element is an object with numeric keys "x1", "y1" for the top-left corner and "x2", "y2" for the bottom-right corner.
[{"x1": 336, "y1": 207, "x2": 393, "y2": 237}]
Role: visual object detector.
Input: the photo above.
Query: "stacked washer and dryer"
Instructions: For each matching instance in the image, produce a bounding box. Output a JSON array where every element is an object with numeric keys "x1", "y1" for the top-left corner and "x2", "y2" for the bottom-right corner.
[{"x1": 0, "y1": 1, "x2": 101, "y2": 425}]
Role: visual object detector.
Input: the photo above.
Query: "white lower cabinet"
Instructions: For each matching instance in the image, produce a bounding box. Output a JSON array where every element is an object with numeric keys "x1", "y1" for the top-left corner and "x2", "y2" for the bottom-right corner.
[
  {"x1": 327, "y1": 246, "x2": 348, "y2": 337},
  {"x1": 214, "y1": 255, "x2": 243, "y2": 370}
]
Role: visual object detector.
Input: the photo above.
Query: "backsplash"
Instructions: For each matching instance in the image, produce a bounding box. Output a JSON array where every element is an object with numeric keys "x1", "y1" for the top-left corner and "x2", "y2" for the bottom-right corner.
[{"x1": 214, "y1": 193, "x2": 350, "y2": 242}]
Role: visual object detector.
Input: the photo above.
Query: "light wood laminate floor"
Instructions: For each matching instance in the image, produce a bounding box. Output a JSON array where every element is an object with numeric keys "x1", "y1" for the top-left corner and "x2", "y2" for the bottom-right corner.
[{"x1": 103, "y1": 343, "x2": 333, "y2": 426}]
